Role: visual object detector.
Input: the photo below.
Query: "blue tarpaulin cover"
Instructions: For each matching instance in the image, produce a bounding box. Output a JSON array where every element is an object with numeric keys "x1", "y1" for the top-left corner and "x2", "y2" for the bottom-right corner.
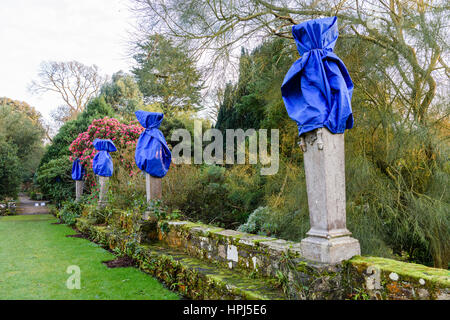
[
  {"x1": 281, "y1": 16, "x2": 354, "y2": 136},
  {"x1": 71, "y1": 158, "x2": 85, "y2": 181},
  {"x1": 92, "y1": 139, "x2": 117, "y2": 177},
  {"x1": 134, "y1": 110, "x2": 171, "y2": 178}
]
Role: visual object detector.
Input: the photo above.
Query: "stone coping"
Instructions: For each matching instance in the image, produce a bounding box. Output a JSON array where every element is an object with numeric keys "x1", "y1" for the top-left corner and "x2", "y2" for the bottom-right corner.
[
  {"x1": 74, "y1": 213, "x2": 450, "y2": 299},
  {"x1": 158, "y1": 220, "x2": 450, "y2": 294},
  {"x1": 350, "y1": 256, "x2": 450, "y2": 288}
]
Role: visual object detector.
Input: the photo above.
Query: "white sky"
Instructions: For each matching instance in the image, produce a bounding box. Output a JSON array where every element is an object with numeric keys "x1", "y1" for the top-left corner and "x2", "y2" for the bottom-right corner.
[{"x1": 0, "y1": 0, "x2": 136, "y2": 120}]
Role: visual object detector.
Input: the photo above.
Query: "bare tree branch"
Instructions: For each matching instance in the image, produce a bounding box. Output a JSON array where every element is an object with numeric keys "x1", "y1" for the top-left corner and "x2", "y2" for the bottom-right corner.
[{"x1": 29, "y1": 61, "x2": 106, "y2": 122}]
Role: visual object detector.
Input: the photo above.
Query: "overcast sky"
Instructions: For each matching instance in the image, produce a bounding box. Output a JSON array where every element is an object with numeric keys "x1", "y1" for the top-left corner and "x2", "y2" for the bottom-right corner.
[{"x1": 0, "y1": 0, "x2": 135, "y2": 120}]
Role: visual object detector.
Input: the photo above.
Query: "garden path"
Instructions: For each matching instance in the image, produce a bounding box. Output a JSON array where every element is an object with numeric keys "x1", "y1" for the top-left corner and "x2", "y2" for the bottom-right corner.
[{"x1": 16, "y1": 194, "x2": 49, "y2": 215}]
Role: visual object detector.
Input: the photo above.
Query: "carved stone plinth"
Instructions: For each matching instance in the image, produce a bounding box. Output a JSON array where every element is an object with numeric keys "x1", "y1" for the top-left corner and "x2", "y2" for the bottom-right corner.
[
  {"x1": 75, "y1": 180, "x2": 83, "y2": 202},
  {"x1": 143, "y1": 173, "x2": 162, "y2": 220},
  {"x1": 300, "y1": 128, "x2": 360, "y2": 264},
  {"x1": 98, "y1": 175, "x2": 109, "y2": 208}
]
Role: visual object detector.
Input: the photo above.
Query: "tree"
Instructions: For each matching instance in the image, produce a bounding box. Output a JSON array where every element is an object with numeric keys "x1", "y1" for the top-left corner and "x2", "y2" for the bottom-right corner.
[
  {"x1": 30, "y1": 60, "x2": 106, "y2": 122},
  {"x1": 38, "y1": 96, "x2": 114, "y2": 168},
  {"x1": 100, "y1": 71, "x2": 144, "y2": 118},
  {"x1": 132, "y1": 0, "x2": 449, "y2": 125},
  {"x1": 0, "y1": 105, "x2": 45, "y2": 182},
  {"x1": 0, "y1": 138, "x2": 21, "y2": 200},
  {"x1": 0, "y1": 97, "x2": 53, "y2": 141},
  {"x1": 36, "y1": 156, "x2": 73, "y2": 206},
  {"x1": 132, "y1": 34, "x2": 204, "y2": 116}
]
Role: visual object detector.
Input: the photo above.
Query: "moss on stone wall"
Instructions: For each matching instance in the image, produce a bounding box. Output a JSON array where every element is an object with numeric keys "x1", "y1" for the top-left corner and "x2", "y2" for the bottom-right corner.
[{"x1": 74, "y1": 212, "x2": 450, "y2": 300}]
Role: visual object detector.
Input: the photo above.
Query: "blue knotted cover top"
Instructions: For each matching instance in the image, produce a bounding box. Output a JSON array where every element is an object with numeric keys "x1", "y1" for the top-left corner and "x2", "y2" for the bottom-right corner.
[
  {"x1": 134, "y1": 110, "x2": 171, "y2": 178},
  {"x1": 92, "y1": 139, "x2": 117, "y2": 177},
  {"x1": 281, "y1": 16, "x2": 354, "y2": 136},
  {"x1": 71, "y1": 158, "x2": 85, "y2": 181}
]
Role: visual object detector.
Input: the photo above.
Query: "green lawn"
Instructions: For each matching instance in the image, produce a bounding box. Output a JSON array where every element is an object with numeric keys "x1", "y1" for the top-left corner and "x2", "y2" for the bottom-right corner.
[{"x1": 0, "y1": 214, "x2": 180, "y2": 300}]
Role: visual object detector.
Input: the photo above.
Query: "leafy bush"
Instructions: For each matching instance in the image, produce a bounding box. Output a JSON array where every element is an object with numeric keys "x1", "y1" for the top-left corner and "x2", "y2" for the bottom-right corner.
[
  {"x1": 0, "y1": 104, "x2": 45, "y2": 183},
  {"x1": 69, "y1": 116, "x2": 143, "y2": 192},
  {"x1": 59, "y1": 200, "x2": 84, "y2": 225},
  {"x1": 87, "y1": 206, "x2": 114, "y2": 225},
  {"x1": 0, "y1": 139, "x2": 20, "y2": 200},
  {"x1": 237, "y1": 207, "x2": 270, "y2": 234},
  {"x1": 36, "y1": 156, "x2": 73, "y2": 207},
  {"x1": 39, "y1": 97, "x2": 114, "y2": 168},
  {"x1": 163, "y1": 164, "x2": 264, "y2": 228}
]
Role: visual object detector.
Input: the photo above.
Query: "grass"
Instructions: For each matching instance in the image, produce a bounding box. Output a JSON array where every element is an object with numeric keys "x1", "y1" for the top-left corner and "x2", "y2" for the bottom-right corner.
[{"x1": 0, "y1": 214, "x2": 180, "y2": 300}]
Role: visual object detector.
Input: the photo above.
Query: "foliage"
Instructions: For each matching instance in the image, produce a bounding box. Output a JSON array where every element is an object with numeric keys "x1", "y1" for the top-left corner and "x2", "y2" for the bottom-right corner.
[
  {"x1": 59, "y1": 200, "x2": 84, "y2": 225},
  {"x1": 132, "y1": 34, "x2": 203, "y2": 116},
  {"x1": 0, "y1": 139, "x2": 20, "y2": 200},
  {"x1": 0, "y1": 104, "x2": 45, "y2": 182},
  {"x1": 30, "y1": 60, "x2": 106, "y2": 123},
  {"x1": 36, "y1": 156, "x2": 73, "y2": 207},
  {"x1": 0, "y1": 97, "x2": 48, "y2": 139},
  {"x1": 216, "y1": 40, "x2": 294, "y2": 132},
  {"x1": 69, "y1": 116, "x2": 144, "y2": 192},
  {"x1": 237, "y1": 207, "x2": 270, "y2": 234},
  {"x1": 163, "y1": 164, "x2": 263, "y2": 227},
  {"x1": 100, "y1": 71, "x2": 144, "y2": 118},
  {"x1": 133, "y1": 1, "x2": 449, "y2": 125},
  {"x1": 39, "y1": 96, "x2": 114, "y2": 168},
  {"x1": 87, "y1": 206, "x2": 114, "y2": 225}
]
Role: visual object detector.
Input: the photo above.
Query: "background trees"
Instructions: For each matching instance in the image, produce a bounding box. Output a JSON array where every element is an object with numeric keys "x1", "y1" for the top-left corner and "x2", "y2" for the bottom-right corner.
[
  {"x1": 0, "y1": 103, "x2": 45, "y2": 198},
  {"x1": 132, "y1": 34, "x2": 204, "y2": 116},
  {"x1": 132, "y1": 0, "x2": 449, "y2": 124},
  {"x1": 30, "y1": 60, "x2": 106, "y2": 124},
  {"x1": 0, "y1": 138, "x2": 21, "y2": 200},
  {"x1": 100, "y1": 71, "x2": 144, "y2": 118},
  {"x1": 28, "y1": 1, "x2": 448, "y2": 268}
]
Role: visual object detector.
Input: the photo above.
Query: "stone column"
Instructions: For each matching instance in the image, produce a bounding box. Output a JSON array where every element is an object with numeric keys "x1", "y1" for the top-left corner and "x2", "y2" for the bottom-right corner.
[
  {"x1": 98, "y1": 175, "x2": 109, "y2": 208},
  {"x1": 143, "y1": 173, "x2": 162, "y2": 220},
  {"x1": 300, "y1": 127, "x2": 360, "y2": 264},
  {"x1": 75, "y1": 180, "x2": 83, "y2": 202}
]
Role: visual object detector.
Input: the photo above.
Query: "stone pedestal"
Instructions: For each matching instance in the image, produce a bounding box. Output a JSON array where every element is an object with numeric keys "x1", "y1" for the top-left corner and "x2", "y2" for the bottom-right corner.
[
  {"x1": 143, "y1": 173, "x2": 162, "y2": 220},
  {"x1": 75, "y1": 180, "x2": 83, "y2": 202},
  {"x1": 98, "y1": 175, "x2": 109, "y2": 208},
  {"x1": 300, "y1": 128, "x2": 360, "y2": 264}
]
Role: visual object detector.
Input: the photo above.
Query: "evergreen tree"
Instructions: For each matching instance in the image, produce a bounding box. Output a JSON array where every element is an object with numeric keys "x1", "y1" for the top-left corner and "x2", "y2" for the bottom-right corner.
[{"x1": 132, "y1": 34, "x2": 203, "y2": 116}]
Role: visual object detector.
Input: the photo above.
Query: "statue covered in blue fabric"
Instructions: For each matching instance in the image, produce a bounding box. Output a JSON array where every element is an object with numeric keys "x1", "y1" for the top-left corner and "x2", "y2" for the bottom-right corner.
[
  {"x1": 134, "y1": 110, "x2": 171, "y2": 178},
  {"x1": 71, "y1": 158, "x2": 85, "y2": 180},
  {"x1": 281, "y1": 16, "x2": 354, "y2": 137},
  {"x1": 92, "y1": 139, "x2": 117, "y2": 177}
]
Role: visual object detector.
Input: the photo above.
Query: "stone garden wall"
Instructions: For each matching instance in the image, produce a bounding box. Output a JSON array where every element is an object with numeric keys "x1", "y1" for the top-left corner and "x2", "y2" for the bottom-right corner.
[
  {"x1": 73, "y1": 209, "x2": 449, "y2": 300},
  {"x1": 154, "y1": 219, "x2": 449, "y2": 300}
]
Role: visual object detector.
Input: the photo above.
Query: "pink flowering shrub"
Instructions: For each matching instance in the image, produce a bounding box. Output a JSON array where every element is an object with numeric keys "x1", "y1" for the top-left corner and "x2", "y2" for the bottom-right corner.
[{"x1": 69, "y1": 117, "x2": 145, "y2": 191}]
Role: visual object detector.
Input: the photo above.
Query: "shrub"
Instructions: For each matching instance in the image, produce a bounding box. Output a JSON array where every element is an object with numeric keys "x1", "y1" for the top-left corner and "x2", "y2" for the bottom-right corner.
[
  {"x1": 162, "y1": 164, "x2": 265, "y2": 228},
  {"x1": 59, "y1": 200, "x2": 84, "y2": 225},
  {"x1": 36, "y1": 156, "x2": 73, "y2": 207},
  {"x1": 237, "y1": 207, "x2": 270, "y2": 234},
  {"x1": 39, "y1": 97, "x2": 114, "y2": 168},
  {"x1": 0, "y1": 139, "x2": 20, "y2": 200},
  {"x1": 69, "y1": 116, "x2": 144, "y2": 192},
  {"x1": 87, "y1": 206, "x2": 114, "y2": 225}
]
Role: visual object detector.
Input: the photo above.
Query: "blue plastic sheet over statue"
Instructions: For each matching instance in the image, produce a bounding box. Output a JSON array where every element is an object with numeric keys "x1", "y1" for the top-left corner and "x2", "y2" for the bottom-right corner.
[
  {"x1": 134, "y1": 110, "x2": 171, "y2": 178},
  {"x1": 281, "y1": 16, "x2": 354, "y2": 137},
  {"x1": 71, "y1": 158, "x2": 85, "y2": 180},
  {"x1": 92, "y1": 139, "x2": 117, "y2": 177}
]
